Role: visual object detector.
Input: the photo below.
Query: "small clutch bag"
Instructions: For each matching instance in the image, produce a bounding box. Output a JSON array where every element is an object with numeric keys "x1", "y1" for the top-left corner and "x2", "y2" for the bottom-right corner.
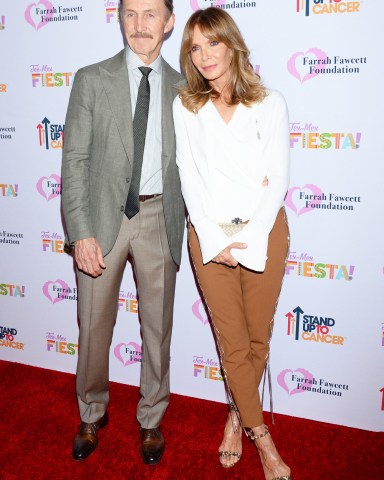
[{"x1": 218, "y1": 222, "x2": 247, "y2": 237}]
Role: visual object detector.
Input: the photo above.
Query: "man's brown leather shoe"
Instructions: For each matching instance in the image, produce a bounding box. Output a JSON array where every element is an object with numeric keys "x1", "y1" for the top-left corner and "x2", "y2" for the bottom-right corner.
[
  {"x1": 72, "y1": 412, "x2": 108, "y2": 461},
  {"x1": 140, "y1": 427, "x2": 165, "y2": 465}
]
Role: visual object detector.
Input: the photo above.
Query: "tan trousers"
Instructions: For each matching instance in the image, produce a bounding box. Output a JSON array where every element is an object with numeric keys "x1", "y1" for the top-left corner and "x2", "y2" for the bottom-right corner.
[
  {"x1": 189, "y1": 208, "x2": 289, "y2": 427},
  {"x1": 76, "y1": 196, "x2": 177, "y2": 427}
]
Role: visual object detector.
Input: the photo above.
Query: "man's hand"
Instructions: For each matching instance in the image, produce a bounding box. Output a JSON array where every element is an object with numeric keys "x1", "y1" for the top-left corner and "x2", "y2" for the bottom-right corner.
[
  {"x1": 74, "y1": 238, "x2": 106, "y2": 277},
  {"x1": 212, "y1": 242, "x2": 248, "y2": 268}
]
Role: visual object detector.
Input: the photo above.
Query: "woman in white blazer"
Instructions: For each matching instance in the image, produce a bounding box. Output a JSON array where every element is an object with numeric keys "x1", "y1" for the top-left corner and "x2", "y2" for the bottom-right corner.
[{"x1": 174, "y1": 8, "x2": 291, "y2": 480}]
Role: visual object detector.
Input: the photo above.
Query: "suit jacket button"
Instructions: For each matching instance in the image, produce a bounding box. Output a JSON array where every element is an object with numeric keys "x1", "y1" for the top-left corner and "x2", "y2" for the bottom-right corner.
[
  {"x1": 126, "y1": 177, "x2": 130, "y2": 183},
  {"x1": 120, "y1": 206, "x2": 124, "y2": 212}
]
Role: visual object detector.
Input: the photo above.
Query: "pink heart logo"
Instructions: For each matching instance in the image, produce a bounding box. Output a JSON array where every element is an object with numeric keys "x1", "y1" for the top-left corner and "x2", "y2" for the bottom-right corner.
[
  {"x1": 287, "y1": 48, "x2": 328, "y2": 83},
  {"x1": 36, "y1": 174, "x2": 61, "y2": 201},
  {"x1": 277, "y1": 368, "x2": 314, "y2": 396},
  {"x1": 25, "y1": 0, "x2": 54, "y2": 31},
  {"x1": 285, "y1": 184, "x2": 323, "y2": 216},
  {"x1": 192, "y1": 299, "x2": 209, "y2": 326},
  {"x1": 42, "y1": 279, "x2": 69, "y2": 304},
  {"x1": 190, "y1": 0, "x2": 226, "y2": 11},
  {"x1": 114, "y1": 342, "x2": 142, "y2": 366}
]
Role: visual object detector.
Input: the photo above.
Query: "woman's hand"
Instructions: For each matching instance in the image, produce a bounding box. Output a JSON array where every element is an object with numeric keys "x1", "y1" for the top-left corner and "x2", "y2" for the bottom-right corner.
[{"x1": 212, "y1": 242, "x2": 248, "y2": 267}]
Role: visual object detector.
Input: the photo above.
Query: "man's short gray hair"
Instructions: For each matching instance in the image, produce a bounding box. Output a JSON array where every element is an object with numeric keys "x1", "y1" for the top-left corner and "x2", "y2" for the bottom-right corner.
[{"x1": 119, "y1": 0, "x2": 174, "y2": 17}]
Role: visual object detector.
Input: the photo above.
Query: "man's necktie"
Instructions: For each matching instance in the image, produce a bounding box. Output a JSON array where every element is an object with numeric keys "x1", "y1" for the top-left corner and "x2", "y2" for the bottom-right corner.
[{"x1": 125, "y1": 67, "x2": 152, "y2": 219}]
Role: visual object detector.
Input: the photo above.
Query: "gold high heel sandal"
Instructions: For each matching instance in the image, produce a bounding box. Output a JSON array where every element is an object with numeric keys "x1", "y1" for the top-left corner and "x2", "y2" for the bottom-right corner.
[
  {"x1": 248, "y1": 426, "x2": 292, "y2": 480},
  {"x1": 218, "y1": 410, "x2": 242, "y2": 468}
]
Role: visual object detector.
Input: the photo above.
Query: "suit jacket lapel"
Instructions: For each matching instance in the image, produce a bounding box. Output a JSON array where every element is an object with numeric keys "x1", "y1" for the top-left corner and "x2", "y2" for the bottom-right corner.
[{"x1": 99, "y1": 50, "x2": 134, "y2": 166}]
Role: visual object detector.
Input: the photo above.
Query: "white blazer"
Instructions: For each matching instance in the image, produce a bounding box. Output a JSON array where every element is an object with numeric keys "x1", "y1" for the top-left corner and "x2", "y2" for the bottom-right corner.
[{"x1": 173, "y1": 90, "x2": 290, "y2": 272}]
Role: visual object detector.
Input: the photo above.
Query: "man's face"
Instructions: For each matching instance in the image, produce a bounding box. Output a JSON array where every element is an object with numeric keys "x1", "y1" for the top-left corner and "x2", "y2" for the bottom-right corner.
[{"x1": 122, "y1": 0, "x2": 174, "y2": 65}]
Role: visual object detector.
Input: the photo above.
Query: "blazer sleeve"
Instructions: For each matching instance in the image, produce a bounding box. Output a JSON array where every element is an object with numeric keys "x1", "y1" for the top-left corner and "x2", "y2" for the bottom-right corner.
[
  {"x1": 231, "y1": 91, "x2": 290, "y2": 271},
  {"x1": 173, "y1": 97, "x2": 232, "y2": 262},
  {"x1": 61, "y1": 68, "x2": 95, "y2": 244}
]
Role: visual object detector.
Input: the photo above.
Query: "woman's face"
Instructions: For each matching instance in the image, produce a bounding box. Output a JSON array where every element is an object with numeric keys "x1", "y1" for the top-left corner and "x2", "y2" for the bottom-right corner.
[{"x1": 190, "y1": 25, "x2": 232, "y2": 89}]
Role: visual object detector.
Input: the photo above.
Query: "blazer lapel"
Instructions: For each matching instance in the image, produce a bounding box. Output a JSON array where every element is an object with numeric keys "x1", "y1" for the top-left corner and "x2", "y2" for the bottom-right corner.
[{"x1": 99, "y1": 50, "x2": 134, "y2": 166}]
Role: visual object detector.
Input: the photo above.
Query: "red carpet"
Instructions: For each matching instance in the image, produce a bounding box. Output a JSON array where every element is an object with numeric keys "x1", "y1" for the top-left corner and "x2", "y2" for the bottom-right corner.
[{"x1": 0, "y1": 360, "x2": 382, "y2": 480}]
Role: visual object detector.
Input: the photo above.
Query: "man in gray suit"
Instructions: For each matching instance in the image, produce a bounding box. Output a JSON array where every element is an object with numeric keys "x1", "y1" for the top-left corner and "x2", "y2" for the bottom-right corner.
[{"x1": 61, "y1": 0, "x2": 184, "y2": 464}]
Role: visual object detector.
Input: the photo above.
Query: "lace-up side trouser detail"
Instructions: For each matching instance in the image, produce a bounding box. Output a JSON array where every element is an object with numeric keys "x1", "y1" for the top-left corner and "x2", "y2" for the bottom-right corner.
[{"x1": 188, "y1": 208, "x2": 289, "y2": 428}]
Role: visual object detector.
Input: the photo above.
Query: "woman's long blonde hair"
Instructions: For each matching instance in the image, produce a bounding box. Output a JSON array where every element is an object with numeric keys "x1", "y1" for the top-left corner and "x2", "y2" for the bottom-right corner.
[{"x1": 179, "y1": 7, "x2": 267, "y2": 113}]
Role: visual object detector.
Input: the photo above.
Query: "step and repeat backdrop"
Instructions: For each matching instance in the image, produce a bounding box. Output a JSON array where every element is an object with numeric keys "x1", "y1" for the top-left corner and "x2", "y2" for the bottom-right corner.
[{"x1": 1, "y1": 1, "x2": 383, "y2": 432}]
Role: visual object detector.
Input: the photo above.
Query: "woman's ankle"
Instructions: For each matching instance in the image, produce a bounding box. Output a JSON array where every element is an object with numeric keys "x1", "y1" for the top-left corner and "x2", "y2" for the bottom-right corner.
[{"x1": 248, "y1": 424, "x2": 269, "y2": 441}]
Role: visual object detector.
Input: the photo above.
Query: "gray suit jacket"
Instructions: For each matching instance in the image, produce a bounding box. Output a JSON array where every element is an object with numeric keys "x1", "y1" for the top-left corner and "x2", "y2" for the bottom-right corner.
[{"x1": 61, "y1": 49, "x2": 185, "y2": 265}]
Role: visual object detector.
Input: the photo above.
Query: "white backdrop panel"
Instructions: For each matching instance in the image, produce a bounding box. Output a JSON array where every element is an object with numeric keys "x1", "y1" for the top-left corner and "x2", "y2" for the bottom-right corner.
[{"x1": 0, "y1": 0, "x2": 383, "y2": 432}]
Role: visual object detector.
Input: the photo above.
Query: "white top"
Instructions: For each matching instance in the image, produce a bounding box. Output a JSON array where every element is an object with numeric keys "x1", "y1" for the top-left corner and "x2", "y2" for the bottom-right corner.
[
  {"x1": 173, "y1": 90, "x2": 290, "y2": 272},
  {"x1": 126, "y1": 47, "x2": 162, "y2": 194}
]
